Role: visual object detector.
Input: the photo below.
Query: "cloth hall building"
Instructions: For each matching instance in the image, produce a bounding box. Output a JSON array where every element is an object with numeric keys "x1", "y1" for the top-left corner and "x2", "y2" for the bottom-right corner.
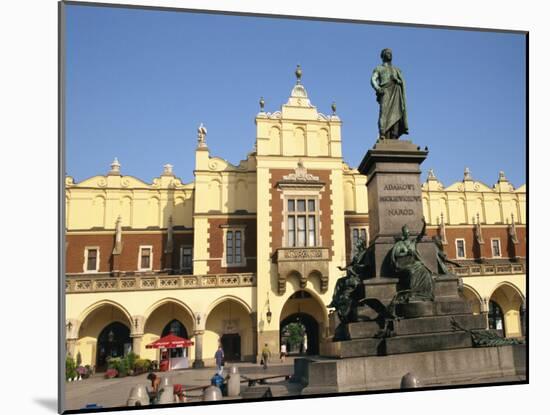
[{"x1": 64, "y1": 77, "x2": 526, "y2": 370}]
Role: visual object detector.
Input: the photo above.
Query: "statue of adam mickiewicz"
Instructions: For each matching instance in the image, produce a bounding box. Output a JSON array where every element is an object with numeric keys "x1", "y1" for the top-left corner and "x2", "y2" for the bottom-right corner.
[{"x1": 371, "y1": 48, "x2": 409, "y2": 139}]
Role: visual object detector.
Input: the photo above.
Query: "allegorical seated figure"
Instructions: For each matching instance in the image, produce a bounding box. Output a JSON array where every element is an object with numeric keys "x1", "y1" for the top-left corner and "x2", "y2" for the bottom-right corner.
[
  {"x1": 328, "y1": 238, "x2": 368, "y2": 323},
  {"x1": 390, "y1": 218, "x2": 435, "y2": 301}
]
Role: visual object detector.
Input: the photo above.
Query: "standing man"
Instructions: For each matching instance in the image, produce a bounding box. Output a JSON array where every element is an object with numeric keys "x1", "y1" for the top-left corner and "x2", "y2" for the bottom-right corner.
[
  {"x1": 280, "y1": 342, "x2": 287, "y2": 363},
  {"x1": 371, "y1": 48, "x2": 408, "y2": 140},
  {"x1": 214, "y1": 344, "x2": 224, "y2": 374},
  {"x1": 261, "y1": 343, "x2": 271, "y2": 370}
]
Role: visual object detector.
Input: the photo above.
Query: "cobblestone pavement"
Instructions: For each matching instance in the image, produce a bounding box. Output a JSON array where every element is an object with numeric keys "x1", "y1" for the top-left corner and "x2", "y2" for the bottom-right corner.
[
  {"x1": 64, "y1": 356, "x2": 525, "y2": 412},
  {"x1": 65, "y1": 358, "x2": 299, "y2": 411}
]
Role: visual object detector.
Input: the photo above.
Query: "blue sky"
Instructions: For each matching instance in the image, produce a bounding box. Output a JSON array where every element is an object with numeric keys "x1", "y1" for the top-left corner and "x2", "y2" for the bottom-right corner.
[{"x1": 65, "y1": 5, "x2": 526, "y2": 188}]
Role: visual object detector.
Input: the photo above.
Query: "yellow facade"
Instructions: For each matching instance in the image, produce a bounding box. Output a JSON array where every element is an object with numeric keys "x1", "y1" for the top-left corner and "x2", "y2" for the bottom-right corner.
[{"x1": 65, "y1": 76, "x2": 526, "y2": 369}]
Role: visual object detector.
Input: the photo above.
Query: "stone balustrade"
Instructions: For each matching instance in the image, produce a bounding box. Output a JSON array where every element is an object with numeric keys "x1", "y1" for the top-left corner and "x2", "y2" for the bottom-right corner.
[
  {"x1": 449, "y1": 262, "x2": 525, "y2": 277},
  {"x1": 65, "y1": 272, "x2": 256, "y2": 293}
]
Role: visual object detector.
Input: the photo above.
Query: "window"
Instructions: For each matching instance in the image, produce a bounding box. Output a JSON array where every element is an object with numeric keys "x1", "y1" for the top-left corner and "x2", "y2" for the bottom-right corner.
[
  {"x1": 286, "y1": 197, "x2": 319, "y2": 247},
  {"x1": 455, "y1": 239, "x2": 466, "y2": 259},
  {"x1": 223, "y1": 228, "x2": 246, "y2": 267},
  {"x1": 138, "y1": 246, "x2": 153, "y2": 271},
  {"x1": 491, "y1": 239, "x2": 502, "y2": 258},
  {"x1": 350, "y1": 225, "x2": 369, "y2": 256},
  {"x1": 179, "y1": 246, "x2": 193, "y2": 273},
  {"x1": 84, "y1": 247, "x2": 100, "y2": 272}
]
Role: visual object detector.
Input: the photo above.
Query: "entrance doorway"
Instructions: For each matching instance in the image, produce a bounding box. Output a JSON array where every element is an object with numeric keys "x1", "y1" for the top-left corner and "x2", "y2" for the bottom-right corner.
[
  {"x1": 96, "y1": 322, "x2": 131, "y2": 371},
  {"x1": 221, "y1": 333, "x2": 241, "y2": 361},
  {"x1": 280, "y1": 313, "x2": 319, "y2": 355}
]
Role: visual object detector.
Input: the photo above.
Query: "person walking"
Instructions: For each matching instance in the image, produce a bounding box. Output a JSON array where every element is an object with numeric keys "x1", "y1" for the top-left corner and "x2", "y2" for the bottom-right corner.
[
  {"x1": 214, "y1": 344, "x2": 224, "y2": 374},
  {"x1": 261, "y1": 343, "x2": 271, "y2": 370},
  {"x1": 280, "y1": 342, "x2": 287, "y2": 363}
]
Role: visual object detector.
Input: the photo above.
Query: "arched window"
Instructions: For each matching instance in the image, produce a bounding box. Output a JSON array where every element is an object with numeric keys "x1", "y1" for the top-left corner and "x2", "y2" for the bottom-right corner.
[{"x1": 488, "y1": 300, "x2": 505, "y2": 336}]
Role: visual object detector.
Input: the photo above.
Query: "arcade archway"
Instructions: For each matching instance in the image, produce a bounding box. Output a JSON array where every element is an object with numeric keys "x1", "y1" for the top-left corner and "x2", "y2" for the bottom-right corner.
[
  {"x1": 76, "y1": 302, "x2": 133, "y2": 370},
  {"x1": 279, "y1": 290, "x2": 327, "y2": 356},
  {"x1": 205, "y1": 298, "x2": 253, "y2": 363},
  {"x1": 489, "y1": 282, "x2": 525, "y2": 338}
]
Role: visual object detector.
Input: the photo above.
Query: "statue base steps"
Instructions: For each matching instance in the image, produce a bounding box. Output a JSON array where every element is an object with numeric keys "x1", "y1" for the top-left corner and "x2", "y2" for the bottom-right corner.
[{"x1": 296, "y1": 344, "x2": 525, "y2": 394}]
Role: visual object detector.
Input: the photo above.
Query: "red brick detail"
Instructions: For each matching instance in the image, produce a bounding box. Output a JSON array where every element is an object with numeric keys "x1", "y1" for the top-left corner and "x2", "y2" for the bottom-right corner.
[
  {"x1": 344, "y1": 216, "x2": 370, "y2": 261},
  {"x1": 66, "y1": 234, "x2": 115, "y2": 273},
  {"x1": 427, "y1": 226, "x2": 526, "y2": 260},
  {"x1": 66, "y1": 232, "x2": 195, "y2": 273},
  {"x1": 269, "y1": 169, "x2": 334, "y2": 259},
  {"x1": 206, "y1": 218, "x2": 257, "y2": 274}
]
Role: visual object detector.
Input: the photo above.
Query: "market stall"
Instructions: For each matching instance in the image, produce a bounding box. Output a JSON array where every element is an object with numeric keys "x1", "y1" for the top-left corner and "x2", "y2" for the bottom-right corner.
[{"x1": 146, "y1": 334, "x2": 194, "y2": 371}]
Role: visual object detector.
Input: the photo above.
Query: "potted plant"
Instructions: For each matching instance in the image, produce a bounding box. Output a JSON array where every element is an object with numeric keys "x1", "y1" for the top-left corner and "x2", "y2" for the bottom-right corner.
[{"x1": 66, "y1": 355, "x2": 77, "y2": 382}]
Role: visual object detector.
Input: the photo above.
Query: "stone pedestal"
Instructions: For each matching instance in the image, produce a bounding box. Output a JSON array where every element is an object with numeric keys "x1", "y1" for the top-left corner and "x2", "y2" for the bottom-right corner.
[{"x1": 358, "y1": 140, "x2": 433, "y2": 278}]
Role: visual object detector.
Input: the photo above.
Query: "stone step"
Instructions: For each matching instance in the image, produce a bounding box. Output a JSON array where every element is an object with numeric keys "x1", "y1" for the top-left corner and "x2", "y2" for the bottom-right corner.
[
  {"x1": 392, "y1": 314, "x2": 486, "y2": 336},
  {"x1": 320, "y1": 337, "x2": 383, "y2": 358},
  {"x1": 382, "y1": 331, "x2": 472, "y2": 355},
  {"x1": 345, "y1": 314, "x2": 486, "y2": 339},
  {"x1": 396, "y1": 299, "x2": 473, "y2": 318}
]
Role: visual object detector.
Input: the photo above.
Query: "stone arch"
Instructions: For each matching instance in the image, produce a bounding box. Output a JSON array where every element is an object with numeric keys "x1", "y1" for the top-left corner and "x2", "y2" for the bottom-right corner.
[
  {"x1": 279, "y1": 289, "x2": 329, "y2": 355},
  {"x1": 307, "y1": 269, "x2": 328, "y2": 294},
  {"x1": 142, "y1": 298, "x2": 196, "y2": 361},
  {"x1": 461, "y1": 284, "x2": 483, "y2": 315},
  {"x1": 317, "y1": 128, "x2": 330, "y2": 156},
  {"x1": 205, "y1": 295, "x2": 253, "y2": 319},
  {"x1": 78, "y1": 300, "x2": 133, "y2": 329},
  {"x1": 489, "y1": 282, "x2": 525, "y2": 337},
  {"x1": 75, "y1": 300, "x2": 134, "y2": 369},
  {"x1": 204, "y1": 297, "x2": 254, "y2": 362},
  {"x1": 144, "y1": 297, "x2": 196, "y2": 324},
  {"x1": 293, "y1": 127, "x2": 306, "y2": 156}
]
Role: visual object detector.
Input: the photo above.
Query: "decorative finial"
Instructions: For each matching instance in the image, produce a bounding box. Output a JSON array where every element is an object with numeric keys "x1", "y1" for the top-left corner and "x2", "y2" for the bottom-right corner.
[
  {"x1": 498, "y1": 170, "x2": 507, "y2": 182},
  {"x1": 295, "y1": 64, "x2": 302, "y2": 84},
  {"x1": 109, "y1": 157, "x2": 121, "y2": 175},
  {"x1": 163, "y1": 163, "x2": 174, "y2": 176},
  {"x1": 464, "y1": 167, "x2": 473, "y2": 181},
  {"x1": 427, "y1": 168, "x2": 437, "y2": 180},
  {"x1": 197, "y1": 123, "x2": 207, "y2": 148},
  {"x1": 331, "y1": 101, "x2": 337, "y2": 115},
  {"x1": 259, "y1": 96, "x2": 265, "y2": 112}
]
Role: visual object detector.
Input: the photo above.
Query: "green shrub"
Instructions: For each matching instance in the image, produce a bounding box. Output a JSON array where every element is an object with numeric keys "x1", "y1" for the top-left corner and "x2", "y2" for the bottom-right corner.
[
  {"x1": 66, "y1": 355, "x2": 77, "y2": 381},
  {"x1": 126, "y1": 351, "x2": 138, "y2": 370},
  {"x1": 118, "y1": 357, "x2": 129, "y2": 377},
  {"x1": 134, "y1": 358, "x2": 152, "y2": 374},
  {"x1": 106, "y1": 356, "x2": 122, "y2": 371}
]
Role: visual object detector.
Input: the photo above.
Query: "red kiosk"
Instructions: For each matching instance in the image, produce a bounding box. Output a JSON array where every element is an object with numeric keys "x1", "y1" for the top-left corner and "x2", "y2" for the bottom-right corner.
[{"x1": 146, "y1": 334, "x2": 194, "y2": 371}]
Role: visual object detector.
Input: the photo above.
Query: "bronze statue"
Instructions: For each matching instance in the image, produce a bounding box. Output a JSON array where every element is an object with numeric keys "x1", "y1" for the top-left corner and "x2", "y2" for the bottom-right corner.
[
  {"x1": 371, "y1": 48, "x2": 408, "y2": 139},
  {"x1": 328, "y1": 238, "x2": 368, "y2": 323},
  {"x1": 390, "y1": 219, "x2": 434, "y2": 301}
]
